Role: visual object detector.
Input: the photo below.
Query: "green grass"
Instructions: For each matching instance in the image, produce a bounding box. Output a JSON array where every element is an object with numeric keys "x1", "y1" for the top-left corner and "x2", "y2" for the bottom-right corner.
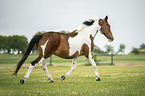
[
  {"x1": 0, "y1": 66, "x2": 145, "y2": 96},
  {"x1": 0, "y1": 54, "x2": 145, "y2": 96}
]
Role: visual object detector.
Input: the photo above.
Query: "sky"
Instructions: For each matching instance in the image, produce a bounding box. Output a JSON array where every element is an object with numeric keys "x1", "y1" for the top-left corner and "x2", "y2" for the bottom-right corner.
[{"x1": 0, "y1": 0, "x2": 145, "y2": 54}]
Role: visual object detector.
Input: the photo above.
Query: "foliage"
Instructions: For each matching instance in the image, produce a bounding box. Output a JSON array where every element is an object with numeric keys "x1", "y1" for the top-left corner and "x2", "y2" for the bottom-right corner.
[
  {"x1": 118, "y1": 44, "x2": 126, "y2": 54},
  {"x1": 94, "y1": 45, "x2": 101, "y2": 53},
  {"x1": 140, "y1": 43, "x2": 145, "y2": 49},
  {"x1": 131, "y1": 47, "x2": 140, "y2": 55},
  {"x1": 0, "y1": 35, "x2": 28, "y2": 54},
  {"x1": 60, "y1": 30, "x2": 67, "y2": 33},
  {"x1": 104, "y1": 45, "x2": 114, "y2": 53},
  {"x1": 0, "y1": 35, "x2": 8, "y2": 52}
]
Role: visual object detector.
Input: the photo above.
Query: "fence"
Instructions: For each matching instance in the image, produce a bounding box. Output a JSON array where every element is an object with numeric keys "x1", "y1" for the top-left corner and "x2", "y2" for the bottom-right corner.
[
  {"x1": 48, "y1": 53, "x2": 145, "y2": 66},
  {"x1": 0, "y1": 54, "x2": 145, "y2": 67},
  {"x1": 49, "y1": 53, "x2": 114, "y2": 66}
]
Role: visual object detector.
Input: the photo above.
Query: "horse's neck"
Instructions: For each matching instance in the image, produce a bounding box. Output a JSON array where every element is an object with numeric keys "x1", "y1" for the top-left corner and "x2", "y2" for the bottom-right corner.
[{"x1": 77, "y1": 22, "x2": 100, "y2": 38}]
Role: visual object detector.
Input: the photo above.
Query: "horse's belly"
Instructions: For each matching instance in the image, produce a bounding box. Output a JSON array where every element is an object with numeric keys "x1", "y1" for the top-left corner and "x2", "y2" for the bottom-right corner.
[{"x1": 54, "y1": 43, "x2": 79, "y2": 59}]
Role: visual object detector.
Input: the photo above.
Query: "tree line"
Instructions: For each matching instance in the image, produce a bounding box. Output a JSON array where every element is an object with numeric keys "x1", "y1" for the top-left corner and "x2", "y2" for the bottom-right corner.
[
  {"x1": 94, "y1": 44, "x2": 126, "y2": 54},
  {"x1": 131, "y1": 43, "x2": 145, "y2": 55},
  {"x1": 0, "y1": 35, "x2": 28, "y2": 54},
  {"x1": 95, "y1": 43, "x2": 145, "y2": 55}
]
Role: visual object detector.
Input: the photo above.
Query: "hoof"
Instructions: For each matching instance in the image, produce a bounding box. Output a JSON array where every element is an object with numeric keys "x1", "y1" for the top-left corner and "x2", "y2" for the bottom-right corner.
[
  {"x1": 61, "y1": 75, "x2": 65, "y2": 81},
  {"x1": 49, "y1": 80, "x2": 54, "y2": 83},
  {"x1": 96, "y1": 77, "x2": 101, "y2": 81},
  {"x1": 20, "y1": 79, "x2": 25, "y2": 85}
]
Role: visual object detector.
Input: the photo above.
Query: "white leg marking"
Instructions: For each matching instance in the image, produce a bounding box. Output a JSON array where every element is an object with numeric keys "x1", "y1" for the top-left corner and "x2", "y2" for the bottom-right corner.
[
  {"x1": 24, "y1": 58, "x2": 44, "y2": 81},
  {"x1": 41, "y1": 39, "x2": 49, "y2": 56},
  {"x1": 38, "y1": 57, "x2": 45, "y2": 64},
  {"x1": 24, "y1": 64, "x2": 35, "y2": 80},
  {"x1": 89, "y1": 53, "x2": 99, "y2": 77},
  {"x1": 41, "y1": 59, "x2": 53, "y2": 81},
  {"x1": 65, "y1": 57, "x2": 78, "y2": 78}
]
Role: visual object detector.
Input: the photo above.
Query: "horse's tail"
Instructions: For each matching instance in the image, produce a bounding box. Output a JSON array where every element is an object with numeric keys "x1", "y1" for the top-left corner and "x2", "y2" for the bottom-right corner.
[{"x1": 13, "y1": 34, "x2": 43, "y2": 75}]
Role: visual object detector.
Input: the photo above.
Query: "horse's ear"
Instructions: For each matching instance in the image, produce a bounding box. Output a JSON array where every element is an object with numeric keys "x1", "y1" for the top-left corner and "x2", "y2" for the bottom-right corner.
[{"x1": 104, "y1": 15, "x2": 108, "y2": 22}]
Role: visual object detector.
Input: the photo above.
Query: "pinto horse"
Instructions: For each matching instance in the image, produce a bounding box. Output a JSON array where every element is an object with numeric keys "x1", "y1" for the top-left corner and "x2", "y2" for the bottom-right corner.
[{"x1": 13, "y1": 16, "x2": 114, "y2": 84}]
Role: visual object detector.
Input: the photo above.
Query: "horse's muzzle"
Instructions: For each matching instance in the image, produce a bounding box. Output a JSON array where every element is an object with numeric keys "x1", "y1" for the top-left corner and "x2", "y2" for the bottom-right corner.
[{"x1": 108, "y1": 37, "x2": 114, "y2": 42}]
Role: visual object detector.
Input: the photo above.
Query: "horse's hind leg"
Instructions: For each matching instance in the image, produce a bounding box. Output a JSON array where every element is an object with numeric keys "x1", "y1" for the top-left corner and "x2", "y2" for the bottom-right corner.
[
  {"x1": 61, "y1": 57, "x2": 78, "y2": 81},
  {"x1": 41, "y1": 59, "x2": 54, "y2": 83},
  {"x1": 20, "y1": 56, "x2": 43, "y2": 84}
]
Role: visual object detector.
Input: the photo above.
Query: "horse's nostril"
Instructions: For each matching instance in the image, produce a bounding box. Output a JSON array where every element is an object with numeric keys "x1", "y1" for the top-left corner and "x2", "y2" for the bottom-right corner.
[{"x1": 109, "y1": 37, "x2": 114, "y2": 41}]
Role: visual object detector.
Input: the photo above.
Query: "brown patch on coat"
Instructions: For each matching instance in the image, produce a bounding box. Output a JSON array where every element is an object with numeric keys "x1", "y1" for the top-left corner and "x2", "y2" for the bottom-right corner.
[
  {"x1": 54, "y1": 33, "x2": 79, "y2": 59},
  {"x1": 80, "y1": 44, "x2": 89, "y2": 58},
  {"x1": 38, "y1": 32, "x2": 60, "y2": 58},
  {"x1": 90, "y1": 35, "x2": 94, "y2": 52},
  {"x1": 54, "y1": 33, "x2": 69, "y2": 58},
  {"x1": 79, "y1": 35, "x2": 94, "y2": 58}
]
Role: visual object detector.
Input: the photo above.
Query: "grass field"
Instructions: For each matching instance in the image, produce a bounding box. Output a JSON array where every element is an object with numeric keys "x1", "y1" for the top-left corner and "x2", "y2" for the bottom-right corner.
[{"x1": 0, "y1": 54, "x2": 145, "y2": 96}]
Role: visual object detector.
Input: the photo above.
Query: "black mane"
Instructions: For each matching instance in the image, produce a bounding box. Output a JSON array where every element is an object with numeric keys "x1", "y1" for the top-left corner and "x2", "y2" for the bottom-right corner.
[{"x1": 83, "y1": 19, "x2": 94, "y2": 26}]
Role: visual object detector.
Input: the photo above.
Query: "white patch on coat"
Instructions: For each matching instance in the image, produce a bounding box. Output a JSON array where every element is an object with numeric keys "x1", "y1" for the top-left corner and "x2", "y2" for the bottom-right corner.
[
  {"x1": 68, "y1": 18, "x2": 100, "y2": 57},
  {"x1": 68, "y1": 32, "x2": 91, "y2": 56},
  {"x1": 77, "y1": 24, "x2": 87, "y2": 32},
  {"x1": 41, "y1": 39, "x2": 49, "y2": 56}
]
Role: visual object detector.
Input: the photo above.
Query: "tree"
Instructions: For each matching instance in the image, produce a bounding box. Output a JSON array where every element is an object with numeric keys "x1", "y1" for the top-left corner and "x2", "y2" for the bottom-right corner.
[
  {"x1": 131, "y1": 47, "x2": 140, "y2": 55},
  {"x1": 118, "y1": 44, "x2": 126, "y2": 54},
  {"x1": 104, "y1": 45, "x2": 114, "y2": 53},
  {"x1": 0, "y1": 35, "x2": 12, "y2": 53},
  {"x1": 0, "y1": 35, "x2": 28, "y2": 54},
  {"x1": 0, "y1": 35, "x2": 7, "y2": 52},
  {"x1": 6, "y1": 36, "x2": 13, "y2": 53},
  {"x1": 94, "y1": 45, "x2": 101, "y2": 53},
  {"x1": 17, "y1": 35, "x2": 28, "y2": 54},
  {"x1": 7, "y1": 35, "x2": 28, "y2": 54},
  {"x1": 140, "y1": 43, "x2": 145, "y2": 49}
]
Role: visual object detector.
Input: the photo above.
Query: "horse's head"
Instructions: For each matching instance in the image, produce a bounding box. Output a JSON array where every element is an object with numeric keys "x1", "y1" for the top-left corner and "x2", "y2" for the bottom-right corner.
[{"x1": 99, "y1": 16, "x2": 114, "y2": 42}]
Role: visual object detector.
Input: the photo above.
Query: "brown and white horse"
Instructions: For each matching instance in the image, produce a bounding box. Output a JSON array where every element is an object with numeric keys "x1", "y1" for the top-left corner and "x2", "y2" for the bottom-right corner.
[{"x1": 14, "y1": 16, "x2": 114, "y2": 84}]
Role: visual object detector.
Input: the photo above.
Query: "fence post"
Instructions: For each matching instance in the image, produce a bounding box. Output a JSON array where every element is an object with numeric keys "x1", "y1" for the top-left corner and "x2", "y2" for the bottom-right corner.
[
  {"x1": 50, "y1": 56, "x2": 52, "y2": 66},
  {"x1": 111, "y1": 52, "x2": 113, "y2": 65}
]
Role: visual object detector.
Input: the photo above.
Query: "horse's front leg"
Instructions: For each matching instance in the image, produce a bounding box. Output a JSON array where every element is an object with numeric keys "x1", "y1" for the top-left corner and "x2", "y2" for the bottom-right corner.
[
  {"x1": 61, "y1": 57, "x2": 78, "y2": 81},
  {"x1": 89, "y1": 53, "x2": 101, "y2": 81}
]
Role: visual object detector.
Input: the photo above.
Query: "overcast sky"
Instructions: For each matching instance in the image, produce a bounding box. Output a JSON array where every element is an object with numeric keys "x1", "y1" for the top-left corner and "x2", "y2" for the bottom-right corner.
[{"x1": 0, "y1": 0, "x2": 145, "y2": 53}]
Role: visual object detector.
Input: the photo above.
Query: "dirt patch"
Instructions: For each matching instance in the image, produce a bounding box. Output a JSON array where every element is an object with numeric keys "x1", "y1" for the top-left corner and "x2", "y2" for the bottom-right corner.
[{"x1": 115, "y1": 62, "x2": 145, "y2": 66}]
